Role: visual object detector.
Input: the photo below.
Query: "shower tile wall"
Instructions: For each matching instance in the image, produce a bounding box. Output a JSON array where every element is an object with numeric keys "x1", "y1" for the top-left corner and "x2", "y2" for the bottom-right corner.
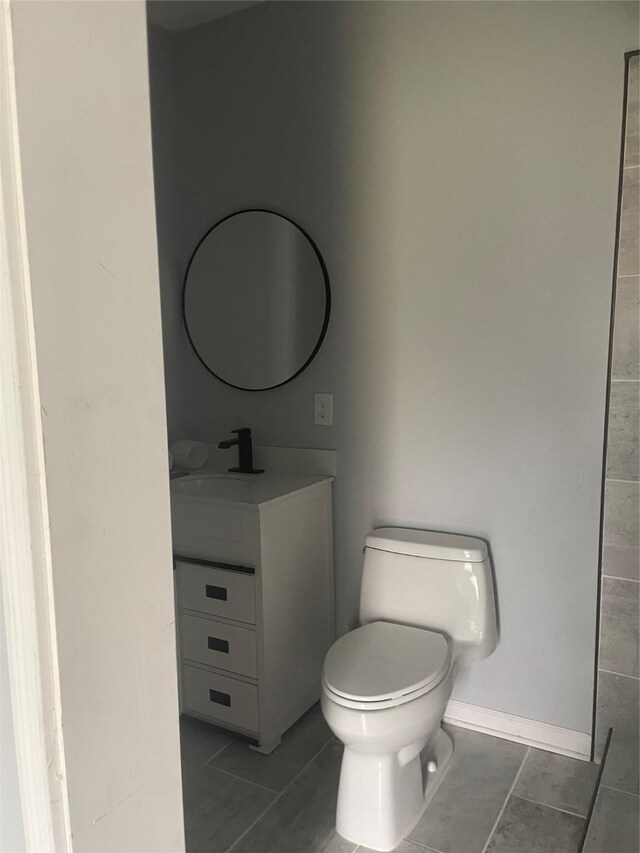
[{"x1": 595, "y1": 50, "x2": 639, "y2": 812}]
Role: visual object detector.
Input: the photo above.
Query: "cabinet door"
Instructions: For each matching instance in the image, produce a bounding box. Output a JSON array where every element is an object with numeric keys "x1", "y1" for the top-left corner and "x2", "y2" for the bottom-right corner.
[
  {"x1": 181, "y1": 613, "x2": 257, "y2": 679},
  {"x1": 182, "y1": 665, "x2": 259, "y2": 733},
  {"x1": 177, "y1": 561, "x2": 256, "y2": 624}
]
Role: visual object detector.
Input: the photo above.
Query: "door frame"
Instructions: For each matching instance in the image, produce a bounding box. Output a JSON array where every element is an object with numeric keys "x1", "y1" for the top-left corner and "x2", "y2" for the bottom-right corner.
[{"x1": 0, "y1": 2, "x2": 71, "y2": 848}]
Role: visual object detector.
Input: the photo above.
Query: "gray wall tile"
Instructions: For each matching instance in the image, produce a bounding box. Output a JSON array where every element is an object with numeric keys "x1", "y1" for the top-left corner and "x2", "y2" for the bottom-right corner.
[
  {"x1": 485, "y1": 796, "x2": 584, "y2": 853},
  {"x1": 182, "y1": 764, "x2": 275, "y2": 853},
  {"x1": 595, "y1": 673, "x2": 639, "y2": 793},
  {"x1": 582, "y1": 786, "x2": 639, "y2": 853},
  {"x1": 606, "y1": 382, "x2": 639, "y2": 481},
  {"x1": 595, "y1": 55, "x2": 639, "y2": 773},
  {"x1": 625, "y1": 56, "x2": 639, "y2": 168},
  {"x1": 601, "y1": 727, "x2": 640, "y2": 797},
  {"x1": 611, "y1": 277, "x2": 639, "y2": 381},
  {"x1": 585, "y1": 36, "x2": 640, "y2": 824},
  {"x1": 604, "y1": 480, "x2": 639, "y2": 548},
  {"x1": 408, "y1": 727, "x2": 526, "y2": 853},
  {"x1": 598, "y1": 577, "x2": 639, "y2": 677},
  {"x1": 512, "y1": 748, "x2": 598, "y2": 817},
  {"x1": 209, "y1": 702, "x2": 332, "y2": 793},
  {"x1": 618, "y1": 166, "x2": 639, "y2": 277},
  {"x1": 602, "y1": 543, "x2": 640, "y2": 581}
]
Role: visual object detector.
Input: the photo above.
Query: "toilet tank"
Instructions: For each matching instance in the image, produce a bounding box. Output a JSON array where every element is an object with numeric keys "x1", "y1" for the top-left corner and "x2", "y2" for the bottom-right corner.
[{"x1": 359, "y1": 528, "x2": 497, "y2": 664}]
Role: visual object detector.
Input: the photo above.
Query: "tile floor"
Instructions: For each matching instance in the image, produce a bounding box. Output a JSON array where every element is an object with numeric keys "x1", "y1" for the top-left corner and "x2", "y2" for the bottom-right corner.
[{"x1": 180, "y1": 704, "x2": 602, "y2": 853}]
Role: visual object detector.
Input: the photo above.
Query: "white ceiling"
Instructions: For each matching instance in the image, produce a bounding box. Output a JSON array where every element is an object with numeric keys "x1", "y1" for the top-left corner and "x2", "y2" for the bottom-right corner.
[{"x1": 147, "y1": 1, "x2": 264, "y2": 32}]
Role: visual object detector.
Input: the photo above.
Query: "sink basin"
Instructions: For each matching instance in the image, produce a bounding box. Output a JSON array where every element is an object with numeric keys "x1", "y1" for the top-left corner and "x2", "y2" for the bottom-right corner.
[{"x1": 171, "y1": 473, "x2": 254, "y2": 502}]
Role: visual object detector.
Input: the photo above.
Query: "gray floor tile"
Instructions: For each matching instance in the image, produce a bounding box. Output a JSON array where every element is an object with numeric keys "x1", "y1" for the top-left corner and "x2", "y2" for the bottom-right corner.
[
  {"x1": 606, "y1": 382, "x2": 639, "y2": 482},
  {"x1": 313, "y1": 839, "x2": 356, "y2": 853},
  {"x1": 180, "y1": 714, "x2": 232, "y2": 780},
  {"x1": 486, "y1": 796, "x2": 584, "y2": 853},
  {"x1": 314, "y1": 838, "x2": 356, "y2": 853},
  {"x1": 408, "y1": 726, "x2": 527, "y2": 853},
  {"x1": 602, "y1": 543, "x2": 640, "y2": 582},
  {"x1": 356, "y1": 842, "x2": 435, "y2": 853},
  {"x1": 582, "y1": 786, "x2": 640, "y2": 853},
  {"x1": 512, "y1": 748, "x2": 599, "y2": 817},
  {"x1": 209, "y1": 701, "x2": 332, "y2": 792},
  {"x1": 599, "y1": 577, "x2": 640, "y2": 678},
  {"x1": 596, "y1": 674, "x2": 639, "y2": 793},
  {"x1": 611, "y1": 277, "x2": 639, "y2": 381},
  {"x1": 231, "y1": 741, "x2": 348, "y2": 853},
  {"x1": 183, "y1": 763, "x2": 275, "y2": 853}
]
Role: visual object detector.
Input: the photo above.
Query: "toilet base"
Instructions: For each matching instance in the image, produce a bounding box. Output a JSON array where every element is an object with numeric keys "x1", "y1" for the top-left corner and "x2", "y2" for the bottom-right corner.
[
  {"x1": 420, "y1": 726, "x2": 453, "y2": 814},
  {"x1": 335, "y1": 727, "x2": 453, "y2": 853}
]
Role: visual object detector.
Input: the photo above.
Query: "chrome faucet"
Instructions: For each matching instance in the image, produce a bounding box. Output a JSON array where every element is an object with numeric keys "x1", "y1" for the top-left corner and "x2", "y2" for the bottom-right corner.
[{"x1": 218, "y1": 428, "x2": 264, "y2": 474}]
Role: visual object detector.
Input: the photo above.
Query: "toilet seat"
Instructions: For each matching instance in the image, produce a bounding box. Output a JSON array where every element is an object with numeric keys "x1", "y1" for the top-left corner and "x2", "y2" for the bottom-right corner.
[{"x1": 322, "y1": 621, "x2": 450, "y2": 711}]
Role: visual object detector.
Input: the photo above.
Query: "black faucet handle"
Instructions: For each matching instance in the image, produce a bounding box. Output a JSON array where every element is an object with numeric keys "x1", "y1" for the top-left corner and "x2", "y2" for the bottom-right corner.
[{"x1": 225, "y1": 427, "x2": 264, "y2": 475}]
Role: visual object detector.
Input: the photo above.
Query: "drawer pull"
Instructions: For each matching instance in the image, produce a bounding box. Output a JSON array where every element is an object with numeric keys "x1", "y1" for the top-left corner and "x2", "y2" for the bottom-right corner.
[
  {"x1": 207, "y1": 636, "x2": 230, "y2": 654},
  {"x1": 175, "y1": 555, "x2": 255, "y2": 575},
  {"x1": 209, "y1": 689, "x2": 231, "y2": 707},
  {"x1": 206, "y1": 584, "x2": 227, "y2": 601}
]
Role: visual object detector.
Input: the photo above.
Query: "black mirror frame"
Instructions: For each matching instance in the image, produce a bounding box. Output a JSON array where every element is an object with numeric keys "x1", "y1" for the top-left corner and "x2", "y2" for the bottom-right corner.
[{"x1": 182, "y1": 208, "x2": 331, "y2": 392}]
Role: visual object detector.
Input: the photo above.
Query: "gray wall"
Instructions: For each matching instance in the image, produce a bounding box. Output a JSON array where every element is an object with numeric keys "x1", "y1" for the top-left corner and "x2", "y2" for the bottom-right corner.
[
  {"x1": 152, "y1": 1, "x2": 638, "y2": 733},
  {"x1": 148, "y1": 25, "x2": 189, "y2": 441}
]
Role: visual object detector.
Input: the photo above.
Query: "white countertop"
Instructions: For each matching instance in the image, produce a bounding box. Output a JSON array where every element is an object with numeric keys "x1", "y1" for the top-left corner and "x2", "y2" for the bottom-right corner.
[{"x1": 170, "y1": 470, "x2": 333, "y2": 508}]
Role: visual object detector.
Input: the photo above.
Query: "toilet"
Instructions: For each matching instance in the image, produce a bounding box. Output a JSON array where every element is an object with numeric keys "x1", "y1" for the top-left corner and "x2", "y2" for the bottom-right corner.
[{"x1": 321, "y1": 527, "x2": 498, "y2": 852}]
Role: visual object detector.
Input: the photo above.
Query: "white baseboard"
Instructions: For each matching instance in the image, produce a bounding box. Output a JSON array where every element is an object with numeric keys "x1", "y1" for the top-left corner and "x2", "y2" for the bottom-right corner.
[{"x1": 444, "y1": 699, "x2": 592, "y2": 761}]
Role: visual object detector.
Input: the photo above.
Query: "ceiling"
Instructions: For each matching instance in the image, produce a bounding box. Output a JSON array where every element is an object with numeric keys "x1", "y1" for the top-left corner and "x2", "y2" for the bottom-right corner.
[{"x1": 147, "y1": 1, "x2": 264, "y2": 32}]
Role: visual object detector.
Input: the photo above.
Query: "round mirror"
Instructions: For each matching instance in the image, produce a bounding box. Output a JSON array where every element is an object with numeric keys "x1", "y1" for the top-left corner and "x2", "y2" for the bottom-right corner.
[{"x1": 183, "y1": 210, "x2": 330, "y2": 391}]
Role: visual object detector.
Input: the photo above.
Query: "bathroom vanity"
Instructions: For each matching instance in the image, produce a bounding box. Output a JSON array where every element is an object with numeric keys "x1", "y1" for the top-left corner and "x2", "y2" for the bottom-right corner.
[{"x1": 171, "y1": 471, "x2": 334, "y2": 753}]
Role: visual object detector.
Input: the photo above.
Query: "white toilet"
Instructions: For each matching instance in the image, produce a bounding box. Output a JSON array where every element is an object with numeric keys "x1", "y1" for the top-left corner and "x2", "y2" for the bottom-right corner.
[{"x1": 321, "y1": 527, "x2": 497, "y2": 852}]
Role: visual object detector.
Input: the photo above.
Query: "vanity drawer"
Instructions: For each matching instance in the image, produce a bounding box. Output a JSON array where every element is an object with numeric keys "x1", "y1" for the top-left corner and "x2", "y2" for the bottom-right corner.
[
  {"x1": 181, "y1": 614, "x2": 257, "y2": 678},
  {"x1": 182, "y1": 664, "x2": 259, "y2": 733},
  {"x1": 177, "y1": 561, "x2": 256, "y2": 624}
]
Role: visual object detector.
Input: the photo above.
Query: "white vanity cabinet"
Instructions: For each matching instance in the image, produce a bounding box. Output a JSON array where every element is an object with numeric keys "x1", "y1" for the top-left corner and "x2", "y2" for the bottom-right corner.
[{"x1": 172, "y1": 473, "x2": 334, "y2": 754}]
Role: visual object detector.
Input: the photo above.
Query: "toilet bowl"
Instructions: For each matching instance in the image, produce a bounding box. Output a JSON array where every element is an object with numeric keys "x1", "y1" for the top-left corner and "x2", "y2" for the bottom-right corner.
[
  {"x1": 321, "y1": 622, "x2": 455, "y2": 851},
  {"x1": 321, "y1": 528, "x2": 497, "y2": 852}
]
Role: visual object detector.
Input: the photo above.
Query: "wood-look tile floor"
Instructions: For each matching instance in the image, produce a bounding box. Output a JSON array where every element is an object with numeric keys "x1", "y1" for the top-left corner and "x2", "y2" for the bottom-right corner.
[{"x1": 179, "y1": 705, "x2": 601, "y2": 853}]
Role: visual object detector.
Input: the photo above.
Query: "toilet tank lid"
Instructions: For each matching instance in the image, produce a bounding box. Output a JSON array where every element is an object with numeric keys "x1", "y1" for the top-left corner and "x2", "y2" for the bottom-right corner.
[{"x1": 365, "y1": 528, "x2": 488, "y2": 562}]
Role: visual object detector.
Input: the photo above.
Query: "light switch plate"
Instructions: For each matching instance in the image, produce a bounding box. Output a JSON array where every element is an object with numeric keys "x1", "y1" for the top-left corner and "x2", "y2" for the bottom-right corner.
[{"x1": 314, "y1": 393, "x2": 333, "y2": 426}]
